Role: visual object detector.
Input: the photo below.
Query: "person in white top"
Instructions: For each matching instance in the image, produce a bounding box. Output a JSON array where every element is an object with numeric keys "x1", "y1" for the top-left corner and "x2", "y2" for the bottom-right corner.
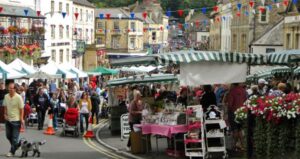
[{"x1": 78, "y1": 92, "x2": 92, "y2": 133}]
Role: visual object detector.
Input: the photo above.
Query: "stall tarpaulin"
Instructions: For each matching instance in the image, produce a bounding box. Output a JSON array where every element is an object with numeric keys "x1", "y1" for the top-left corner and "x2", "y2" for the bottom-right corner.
[{"x1": 179, "y1": 62, "x2": 247, "y2": 86}]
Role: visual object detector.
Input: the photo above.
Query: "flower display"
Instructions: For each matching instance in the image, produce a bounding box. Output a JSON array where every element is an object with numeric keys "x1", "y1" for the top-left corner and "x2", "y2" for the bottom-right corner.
[
  {"x1": 19, "y1": 27, "x2": 28, "y2": 34},
  {"x1": 235, "y1": 93, "x2": 300, "y2": 123},
  {"x1": 8, "y1": 26, "x2": 18, "y2": 34}
]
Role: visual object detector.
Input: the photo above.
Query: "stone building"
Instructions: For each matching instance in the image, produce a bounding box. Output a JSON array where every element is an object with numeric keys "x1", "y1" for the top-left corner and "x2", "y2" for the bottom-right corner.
[
  {"x1": 230, "y1": 0, "x2": 284, "y2": 53},
  {"x1": 209, "y1": 4, "x2": 222, "y2": 51},
  {"x1": 283, "y1": 1, "x2": 300, "y2": 50}
]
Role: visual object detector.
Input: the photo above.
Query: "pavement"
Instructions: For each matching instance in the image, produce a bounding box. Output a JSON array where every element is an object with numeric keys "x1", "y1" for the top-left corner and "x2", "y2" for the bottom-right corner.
[
  {"x1": 0, "y1": 118, "x2": 131, "y2": 159},
  {"x1": 96, "y1": 122, "x2": 247, "y2": 159}
]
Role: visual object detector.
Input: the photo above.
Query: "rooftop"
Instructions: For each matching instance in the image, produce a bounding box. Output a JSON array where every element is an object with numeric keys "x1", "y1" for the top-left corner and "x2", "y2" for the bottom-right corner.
[
  {"x1": 0, "y1": 4, "x2": 45, "y2": 19},
  {"x1": 72, "y1": 0, "x2": 95, "y2": 8}
]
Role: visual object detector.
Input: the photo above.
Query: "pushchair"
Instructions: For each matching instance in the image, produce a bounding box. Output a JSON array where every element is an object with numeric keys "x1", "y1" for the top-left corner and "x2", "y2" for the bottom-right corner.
[
  {"x1": 25, "y1": 104, "x2": 38, "y2": 127},
  {"x1": 61, "y1": 108, "x2": 79, "y2": 137}
]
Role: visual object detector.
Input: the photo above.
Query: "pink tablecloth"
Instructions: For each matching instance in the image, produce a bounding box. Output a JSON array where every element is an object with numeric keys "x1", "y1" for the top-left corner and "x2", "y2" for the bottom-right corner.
[{"x1": 135, "y1": 124, "x2": 188, "y2": 138}]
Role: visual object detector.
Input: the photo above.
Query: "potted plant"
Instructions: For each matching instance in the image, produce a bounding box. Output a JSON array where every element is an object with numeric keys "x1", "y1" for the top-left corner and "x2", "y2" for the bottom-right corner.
[
  {"x1": 8, "y1": 26, "x2": 18, "y2": 34},
  {"x1": 19, "y1": 27, "x2": 28, "y2": 34}
]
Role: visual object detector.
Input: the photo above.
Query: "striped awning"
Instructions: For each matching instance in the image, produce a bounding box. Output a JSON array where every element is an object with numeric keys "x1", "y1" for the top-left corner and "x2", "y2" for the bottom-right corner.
[
  {"x1": 266, "y1": 50, "x2": 300, "y2": 65},
  {"x1": 247, "y1": 69, "x2": 273, "y2": 81},
  {"x1": 157, "y1": 51, "x2": 266, "y2": 65},
  {"x1": 271, "y1": 66, "x2": 291, "y2": 74},
  {"x1": 108, "y1": 74, "x2": 178, "y2": 87}
]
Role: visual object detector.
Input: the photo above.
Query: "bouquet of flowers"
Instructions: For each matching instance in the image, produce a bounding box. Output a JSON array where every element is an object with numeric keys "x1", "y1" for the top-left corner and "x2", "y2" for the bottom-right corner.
[
  {"x1": 234, "y1": 106, "x2": 248, "y2": 123},
  {"x1": 8, "y1": 26, "x2": 18, "y2": 34}
]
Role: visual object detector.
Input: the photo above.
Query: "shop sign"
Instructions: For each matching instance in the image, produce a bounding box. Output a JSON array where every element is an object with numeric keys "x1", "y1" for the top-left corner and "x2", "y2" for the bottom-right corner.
[
  {"x1": 76, "y1": 41, "x2": 86, "y2": 54},
  {"x1": 120, "y1": 113, "x2": 130, "y2": 140}
]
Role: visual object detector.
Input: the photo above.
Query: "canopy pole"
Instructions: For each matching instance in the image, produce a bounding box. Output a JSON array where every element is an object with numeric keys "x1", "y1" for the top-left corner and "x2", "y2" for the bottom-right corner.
[{"x1": 290, "y1": 64, "x2": 298, "y2": 89}]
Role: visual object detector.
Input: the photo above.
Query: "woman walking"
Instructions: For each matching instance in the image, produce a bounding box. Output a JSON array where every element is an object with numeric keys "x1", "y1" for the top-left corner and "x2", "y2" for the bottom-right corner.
[{"x1": 79, "y1": 92, "x2": 92, "y2": 133}]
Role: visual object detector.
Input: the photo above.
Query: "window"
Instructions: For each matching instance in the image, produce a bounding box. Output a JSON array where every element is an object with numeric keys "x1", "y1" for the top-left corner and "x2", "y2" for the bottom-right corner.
[
  {"x1": 201, "y1": 36, "x2": 207, "y2": 41},
  {"x1": 296, "y1": 33, "x2": 300, "y2": 49},
  {"x1": 152, "y1": 32, "x2": 156, "y2": 41},
  {"x1": 51, "y1": 1, "x2": 54, "y2": 14},
  {"x1": 286, "y1": 34, "x2": 291, "y2": 49},
  {"x1": 259, "y1": 9, "x2": 268, "y2": 23},
  {"x1": 130, "y1": 22, "x2": 135, "y2": 31},
  {"x1": 59, "y1": 49, "x2": 63, "y2": 63},
  {"x1": 66, "y1": 49, "x2": 70, "y2": 62},
  {"x1": 59, "y1": 25, "x2": 63, "y2": 39},
  {"x1": 130, "y1": 38, "x2": 135, "y2": 49},
  {"x1": 59, "y1": 2, "x2": 62, "y2": 13},
  {"x1": 114, "y1": 21, "x2": 120, "y2": 30},
  {"x1": 51, "y1": 50, "x2": 56, "y2": 62},
  {"x1": 51, "y1": 25, "x2": 55, "y2": 39},
  {"x1": 66, "y1": 3, "x2": 69, "y2": 14},
  {"x1": 66, "y1": 25, "x2": 69, "y2": 38},
  {"x1": 78, "y1": 28, "x2": 82, "y2": 39},
  {"x1": 96, "y1": 37, "x2": 103, "y2": 44},
  {"x1": 86, "y1": 10, "x2": 88, "y2": 22},
  {"x1": 86, "y1": 29, "x2": 89, "y2": 42},
  {"x1": 80, "y1": 9, "x2": 83, "y2": 21},
  {"x1": 266, "y1": 48, "x2": 275, "y2": 53},
  {"x1": 232, "y1": 34, "x2": 237, "y2": 51},
  {"x1": 97, "y1": 22, "x2": 104, "y2": 29},
  {"x1": 241, "y1": 34, "x2": 247, "y2": 52}
]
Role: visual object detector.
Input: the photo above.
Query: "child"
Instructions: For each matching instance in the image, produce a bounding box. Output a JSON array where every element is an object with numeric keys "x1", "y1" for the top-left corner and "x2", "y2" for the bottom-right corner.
[{"x1": 24, "y1": 100, "x2": 31, "y2": 120}]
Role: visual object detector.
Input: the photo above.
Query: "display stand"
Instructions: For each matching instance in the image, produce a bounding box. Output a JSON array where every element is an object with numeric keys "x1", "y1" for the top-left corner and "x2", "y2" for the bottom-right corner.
[
  {"x1": 184, "y1": 105, "x2": 206, "y2": 159},
  {"x1": 204, "y1": 105, "x2": 227, "y2": 159}
]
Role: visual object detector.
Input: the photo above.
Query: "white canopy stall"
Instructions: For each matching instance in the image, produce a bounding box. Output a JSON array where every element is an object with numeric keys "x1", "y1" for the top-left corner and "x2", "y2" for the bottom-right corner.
[
  {"x1": 40, "y1": 60, "x2": 76, "y2": 79},
  {"x1": 8, "y1": 58, "x2": 36, "y2": 75},
  {"x1": 0, "y1": 60, "x2": 26, "y2": 80}
]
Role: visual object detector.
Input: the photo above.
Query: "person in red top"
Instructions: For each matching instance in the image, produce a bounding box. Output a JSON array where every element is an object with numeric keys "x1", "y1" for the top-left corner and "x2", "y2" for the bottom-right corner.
[{"x1": 227, "y1": 83, "x2": 247, "y2": 151}]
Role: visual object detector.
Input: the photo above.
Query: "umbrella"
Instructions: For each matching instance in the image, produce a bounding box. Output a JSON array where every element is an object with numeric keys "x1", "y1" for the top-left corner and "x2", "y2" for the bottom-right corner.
[
  {"x1": 26, "y1": 70, "x2": 62, "y2": 79},
  {"x1": 88, "y1": 67, "x2": 119, "y2": 76}
]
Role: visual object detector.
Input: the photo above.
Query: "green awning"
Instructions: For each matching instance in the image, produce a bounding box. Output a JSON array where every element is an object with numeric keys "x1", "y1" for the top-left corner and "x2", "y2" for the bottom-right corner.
[
  {"x1": 88, "y1": 67, "x2": 119, "y2": 75},
  {"x1": 110, "y1": 56, "x2": 157, "y2": 67},
  {"x1": 157, "y1": 51, "x2": 266, "y2": 65},
  {"x1": 108, "y1": 74, "x2": 178, "y2": 86},
  {"x1": 271, "y1": 66, "x2": 291, "y2": 75},
  {"x1": 266, "y1": 50, "x2": 300, "y2": 65}
]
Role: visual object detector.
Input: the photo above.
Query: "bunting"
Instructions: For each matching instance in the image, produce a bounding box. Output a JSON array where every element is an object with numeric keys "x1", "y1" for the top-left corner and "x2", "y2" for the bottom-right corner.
[{"x1": 62, "y1": 12, "x2": 66, "y2": 18}]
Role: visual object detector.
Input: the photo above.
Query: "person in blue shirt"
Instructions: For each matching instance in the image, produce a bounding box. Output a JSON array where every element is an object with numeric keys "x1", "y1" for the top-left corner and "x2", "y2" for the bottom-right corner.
[{"x1": 49, "y1": 80, "x2": 57, "y2": 98}]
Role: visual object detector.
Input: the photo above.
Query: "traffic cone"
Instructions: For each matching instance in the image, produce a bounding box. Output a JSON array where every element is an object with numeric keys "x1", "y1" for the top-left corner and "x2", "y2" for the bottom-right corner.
[
  {"x1": 84, "y1": 116, "x2": 95, "y2": 138},
  {"x1": 44, "y1": 114, "x2": 55, "y2": 135}
]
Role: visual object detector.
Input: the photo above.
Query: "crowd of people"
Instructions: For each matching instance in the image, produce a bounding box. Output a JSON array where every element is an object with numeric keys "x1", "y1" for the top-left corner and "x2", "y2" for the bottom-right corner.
[
  {"x1": 124, "y1": 77, "x2": 296, "y2": 152},
  {"x1": 0, "y1": 78, "x2": 108, "y2": 157}
]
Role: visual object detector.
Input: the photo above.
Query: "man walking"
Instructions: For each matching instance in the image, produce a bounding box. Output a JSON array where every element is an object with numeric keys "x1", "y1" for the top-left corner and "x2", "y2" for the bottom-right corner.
[
  {"x1": 3, "y1": 83, "x2": 24, "y2": 157},
  {"x1": 34, "y1": 88, "x2": 50, "y2": 130}
]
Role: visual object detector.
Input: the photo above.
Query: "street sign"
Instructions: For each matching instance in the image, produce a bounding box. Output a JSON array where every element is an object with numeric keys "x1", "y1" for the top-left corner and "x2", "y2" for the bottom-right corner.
[
  {"x1": 76, "y1": 41, "x2": 86, "y2": 54},
  {"x1": 120, "y1": 113, "x2": 130, "y2": 141}
]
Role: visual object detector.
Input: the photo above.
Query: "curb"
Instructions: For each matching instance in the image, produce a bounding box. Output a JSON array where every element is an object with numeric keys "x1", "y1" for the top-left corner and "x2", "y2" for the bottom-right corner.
[{"x1": 96, "y1": 122, "x2": 144, "y2": 159}]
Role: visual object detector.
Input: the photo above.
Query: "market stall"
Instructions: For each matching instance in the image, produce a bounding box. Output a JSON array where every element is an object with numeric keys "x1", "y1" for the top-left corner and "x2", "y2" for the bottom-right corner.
[
  {"x1": 8, "y1": 58, "x2": 36, "y2": 75},
  {"x1": 40, "y1": 60, "x2": 76, "y2": 79},
  {"x1": 0, "y1": 60, "x2": 26, "y2": 80}
]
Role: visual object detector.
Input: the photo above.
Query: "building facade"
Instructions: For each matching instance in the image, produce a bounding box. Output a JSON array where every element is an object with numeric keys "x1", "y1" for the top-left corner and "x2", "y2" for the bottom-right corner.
[
  {"x1": 231, "y1": 0, "x2": 284, "y2": 53},
  {"x1": 40, "y1": 0, "x2": 73, "y2": 64},
  {"x1": 209, "y1": 6, "x2": 222, "y2": 51},
  {"x1": 72, "y1": 0, "x2": 95, "y2": 70},
  {"x1": 0, "y1": 0, "x2": 45, "y2": 64},
  {"x1": 283, "y1": 1, "x2": 300, "y2": 50},
  {"x1": 220, "y1": 2, "x2": 232, "y2": 52}
]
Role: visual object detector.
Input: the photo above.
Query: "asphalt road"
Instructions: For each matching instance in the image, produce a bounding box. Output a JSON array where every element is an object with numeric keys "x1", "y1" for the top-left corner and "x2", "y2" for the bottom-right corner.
[{"x1": 0, "y1": 119, "x2": 129, "y2": 159}]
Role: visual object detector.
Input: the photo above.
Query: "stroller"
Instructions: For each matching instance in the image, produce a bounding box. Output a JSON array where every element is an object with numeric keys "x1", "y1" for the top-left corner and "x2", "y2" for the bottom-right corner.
[
  {"x1": 62, "y1": 108, "x2": 79, "y2": 137},
  {"x1": 25, "y1": 104, "x2": 38, "y2": 127}
]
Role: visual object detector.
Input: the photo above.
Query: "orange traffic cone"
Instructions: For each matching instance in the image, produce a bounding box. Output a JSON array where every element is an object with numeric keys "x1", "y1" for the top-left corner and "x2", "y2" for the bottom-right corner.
[
  {"x1": 84, "y1": 116, "x2": 94, "y2": 138},
  {"x1": 44, "y1": 114, "x2": 55, "y2": 135}
]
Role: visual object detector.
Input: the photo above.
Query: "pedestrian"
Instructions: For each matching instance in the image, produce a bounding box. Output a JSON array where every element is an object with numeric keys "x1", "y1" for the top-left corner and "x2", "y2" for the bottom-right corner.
[
  {"x1": 127, "y1": 91, "x2": 144, "y2": 149},
  {"x1": 3, "y1": 83, "x2": 24, "y2": 157},
  {"x1": 200, "y1": 85, "x2": 217, "y2": 111},
  {"x1": 50, "y1": 93, "x2": 59, "y2": 131},
  {"x1": 67, "y1": 95, "x2": 78, "y2": 109},
  {"x1": 79, "y1": 92, "x2": 92, "y2": 133},
  {"x1": 0, "y1": 81, "x2": 8, "y2": 106},
  {"x1": 258, "y1": 79, "x2": 268, "y2": 96},
  {"x1": 34, "y1": 88, "x2": 50, "y2": 130},
  {"x1": 90, "y1": 91, "x2": 100, "y2": 124},
  {"x1": 227, "y1": 83, "x2": 247, "y2": 151}
]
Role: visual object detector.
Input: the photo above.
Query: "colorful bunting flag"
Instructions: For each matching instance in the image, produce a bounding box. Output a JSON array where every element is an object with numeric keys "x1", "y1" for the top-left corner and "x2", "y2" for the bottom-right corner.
[
  {"x1": 293, "y1": 0, "x2": 298, "y2": 4},
  {"x1": 237, "y1": 3, "x2": 242, "y2": 10},
  {"x1": 99, "y1": 13, "x2": 104, "y2": 19},
  {"x1": 118, "y1": 13, "x2": 122, "y2": 19},
  {"x1": 143, "y1": 11, "x2": 147, "y2": 19},
  {"x1": 249, "y1": 1, "x2": 255, "y2": 8},
  {"x1": 267, "y1": 5, "x2": 272, "y2": 11},
  {"x1": 177, "y1": 10, "x2": 184, "y2": 17},
  {"x1": 106, "y1": 13, "x2": 111, "y2": 20},
  {"x1": 130, "y1": 12, "x2": 135, "y2": 19},
  {"x1": 201, "y1": 8, "x2": 207, "y2": 14},
  {"x1": 74, "y1": 12, "x2": 79, "y2": 20},
  {"x1": 62, "y1": 12, "x2": 66, "y2": 18},
  {"x1": 24, "y1": 9, "x2": 28, "y2": 16},
  {"x1": 195, "y1": 20, "x2": 200, "y2": 27},
  {"x1": 213, "y1": 6, "x2": 219, "y2": 12},
  {"x1": 37, "y1": 11, "x2": 41, "y2": 16},
  {"x1": 259, "y1": 7, "x2": 266, "y2": 13},
  {"x1": 261, "y1": 0, "x2": 265, "y2": 6},
  {"x1": 0, "y1": 7, "x2": 3, "y2": 13},
  {"x1": 166, "y1": 10, "x2": 171, "y2": 17},
  {"x1": 283, "y1": 0, "x2": 289, "y2": 6}
]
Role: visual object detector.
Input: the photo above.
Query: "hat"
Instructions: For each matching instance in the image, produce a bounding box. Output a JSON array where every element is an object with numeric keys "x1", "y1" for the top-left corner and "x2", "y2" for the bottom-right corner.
[{"x1": 258, "y1": 79, "x2": 268, "y2": 85}]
